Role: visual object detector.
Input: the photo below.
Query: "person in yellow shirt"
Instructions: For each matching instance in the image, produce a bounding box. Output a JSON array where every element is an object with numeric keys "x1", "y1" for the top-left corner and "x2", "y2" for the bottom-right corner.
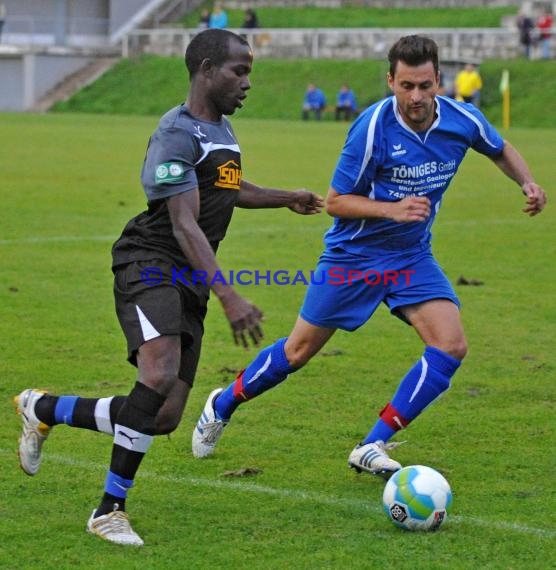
[{"x1": 454, "y1": 63, "x2": 482, "y2": 106}]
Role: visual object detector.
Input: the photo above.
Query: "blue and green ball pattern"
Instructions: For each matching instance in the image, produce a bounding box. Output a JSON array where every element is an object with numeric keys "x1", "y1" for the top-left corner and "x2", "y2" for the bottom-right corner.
[{"x1": 382, "y1": 465, "x2": 452, "y2": 531}]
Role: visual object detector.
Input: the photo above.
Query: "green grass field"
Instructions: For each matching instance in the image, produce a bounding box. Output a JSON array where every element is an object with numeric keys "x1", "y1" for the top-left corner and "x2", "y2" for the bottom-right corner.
[{"x1": 1, "y1": 113, "x2": 555, "y2": 569}]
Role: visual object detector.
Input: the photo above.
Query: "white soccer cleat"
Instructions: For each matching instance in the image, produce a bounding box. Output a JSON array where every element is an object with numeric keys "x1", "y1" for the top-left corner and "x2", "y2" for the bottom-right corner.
[
  {"x1": 348, "y1": 441, "x2": 402, "y2": 478},
  {"x1": 192, "y1": 388, "x2": 227, "y2": 458},
  {"x1": 14, "y1": 389, "x2": 51, "y2": 476},
  {"x1": 86, "y1": 508, "x2": 144, "y2": 546}
]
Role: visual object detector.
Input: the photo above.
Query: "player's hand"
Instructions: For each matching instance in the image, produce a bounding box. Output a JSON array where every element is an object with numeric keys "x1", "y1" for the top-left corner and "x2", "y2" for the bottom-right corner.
[
  {"x1": 288, "y1": 190, "x2": 324, "y2": 215},
  {"x1": 390, "y1": 196, "x2": 431, "y2": 223},
  {"x1": 220, "y1": 289, "x2": 264, "y2": 348},
  {"x1": 521, "y1": 182, "x2": 546, "y2": 216}
]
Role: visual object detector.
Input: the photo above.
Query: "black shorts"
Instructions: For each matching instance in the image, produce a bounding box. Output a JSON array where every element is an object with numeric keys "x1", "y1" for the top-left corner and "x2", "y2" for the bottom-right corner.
[{"x1": 113, "y1": 260, "x2": 208, "y2": 386}]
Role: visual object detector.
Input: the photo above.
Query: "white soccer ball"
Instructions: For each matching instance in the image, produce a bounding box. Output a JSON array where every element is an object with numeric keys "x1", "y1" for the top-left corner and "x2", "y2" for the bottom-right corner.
[{"x1": 382, "y1": 465, "x2": 452, "y2": 531}]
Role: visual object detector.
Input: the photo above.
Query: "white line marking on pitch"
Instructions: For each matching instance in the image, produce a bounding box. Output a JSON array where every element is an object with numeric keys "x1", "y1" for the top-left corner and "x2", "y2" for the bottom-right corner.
[
  {"x1": 2, "y1": 448, "x2": 553, "y2": 538},
  {"x1": 0, "y1": 235, "x2": 117, "y2": 245}
]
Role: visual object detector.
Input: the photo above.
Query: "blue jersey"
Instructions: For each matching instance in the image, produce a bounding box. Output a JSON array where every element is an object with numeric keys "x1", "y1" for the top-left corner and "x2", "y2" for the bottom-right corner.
[
  {"x1": 325, "y1": 95, "x2": 504, "y2": 254},
  {"x1": 304, "y1": 88, "x2": 327, "y2": 109},
  {"x1": 337, "y1": 89, "x2": 357, "y2": 110}
]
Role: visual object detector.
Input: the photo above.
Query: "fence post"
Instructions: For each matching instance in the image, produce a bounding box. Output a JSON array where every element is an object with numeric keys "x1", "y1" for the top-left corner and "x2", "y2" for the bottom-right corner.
[
  {"x1": 122, "y1": 33, "x2": 129, "y2": 58},
  {"x1": 183, "y1": 30, "x2": 193, "y2": 55},
  {"x1": 452, "y1": 29, "x2": 460, "y2": 60},
  {"x1": 312, "y1": 30, "x2": 319, "y2": 58}
]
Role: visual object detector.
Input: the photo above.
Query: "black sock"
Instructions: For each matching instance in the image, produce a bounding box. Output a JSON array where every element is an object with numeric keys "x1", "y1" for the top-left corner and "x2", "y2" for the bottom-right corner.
[
  {"x1": 34, "y1": 394, "x2": 58, "y2": 426},
  {"x1": 96, "y1": 494, "x2": 125, "y2": 517}
]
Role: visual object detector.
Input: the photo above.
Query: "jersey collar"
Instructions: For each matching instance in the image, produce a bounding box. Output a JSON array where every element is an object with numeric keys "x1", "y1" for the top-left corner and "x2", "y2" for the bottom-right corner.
[{"x1": 391, "y1": 96, "x2": 441, "y2": 144}]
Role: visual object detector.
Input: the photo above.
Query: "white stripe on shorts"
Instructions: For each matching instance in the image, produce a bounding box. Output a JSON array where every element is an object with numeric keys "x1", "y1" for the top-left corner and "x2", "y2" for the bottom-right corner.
[{"x1": 135, "y1": 305, "x2": 161, "y2": 341}]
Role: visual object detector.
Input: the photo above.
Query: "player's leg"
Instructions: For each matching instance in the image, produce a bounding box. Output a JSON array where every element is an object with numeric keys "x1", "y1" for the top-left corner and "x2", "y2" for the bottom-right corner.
[
  {"x1": 87, "y1": 334, "x2": 179, "y2": 546},
  {"x1": 14, "y1": 388, "x2": 127, "y2": 476},
  {"x1": 154, "y1": 312, "x2": 203, "y2": 434},
  {"x1": 14, "y1": 261, "x2": 195, "y2": 476},
  {"x1": 19, "y1": 391, "x2": 126, "y2": 433},
  {"x1": 14, "y1": 376, "x2": 192, "y2": 477},
  {"x1": 87, "y1": 319, "x2": 201, "y2": 546},
  {"x1": 348, "y1": 250, "x2": 464, "y2": 477},
  {"x1": 87, "y1": 263, "x2": 206, "y2": 545},
  {"x1": 192, "y1": 251, "x2": 384, "y2": 459},
  {"x1": 361, "y1": 299, "x2": 466, "y2": 449},
  {"x1": 192, "y1": 316, "x2": 336, "y2": 458},
  {"x1": 219, "y1": 316, "x2": 335, "y2": 416}
]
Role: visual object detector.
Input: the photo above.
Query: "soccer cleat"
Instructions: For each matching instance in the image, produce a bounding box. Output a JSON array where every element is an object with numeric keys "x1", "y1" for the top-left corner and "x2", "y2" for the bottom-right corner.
[
  {"x1": 86, "y1": 508, "x2": 144, "y2": 546},
  {"x1": 14, "y1": 389, "x2": 51, "y2": 476},
  {"x1": 192, "y1": 388, "x2": 227, "y2": 458},
  {"x1": 348, "y1": 440, "x2": 402, "y2": 478}
]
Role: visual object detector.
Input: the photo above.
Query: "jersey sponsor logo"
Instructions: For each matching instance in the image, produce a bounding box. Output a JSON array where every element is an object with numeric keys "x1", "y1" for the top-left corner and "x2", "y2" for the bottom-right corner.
[
  {"x1": 215, "y1": 159, "x2": 241, "y2": 190},
  {"x1": 155, "y1": 162, "x2": 185, "y2": 184}
]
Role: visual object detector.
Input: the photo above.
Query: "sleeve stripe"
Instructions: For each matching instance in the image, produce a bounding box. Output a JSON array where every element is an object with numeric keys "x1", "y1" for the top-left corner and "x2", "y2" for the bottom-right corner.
[
  {"x1": 355, "y1": 98, "x2": 391, "y2": 191},
  {"x1": 439, "y1": 96, "x2": 500, "y2": 149}
]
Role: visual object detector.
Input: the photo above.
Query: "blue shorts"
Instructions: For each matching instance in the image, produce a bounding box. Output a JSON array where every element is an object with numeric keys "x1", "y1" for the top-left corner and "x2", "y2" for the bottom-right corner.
[{"x1": 300, "y1": 247, "x2": 460, "y2": 331}]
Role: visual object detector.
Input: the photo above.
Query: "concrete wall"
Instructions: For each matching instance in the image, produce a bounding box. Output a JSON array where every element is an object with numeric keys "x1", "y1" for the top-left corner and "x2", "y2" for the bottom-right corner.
[
  {"x1": 0, "y1": 55, "x2": 25, "y2": 110},
  {"x1": 0, "y1": 50, "x2": 95, "y2": 110},
  {"x1": 109, "y1": 0, "x2": 169, "y2": 41},
  {"x1": 0, "y1": 0, "x2": 163, "y2": 46},
  {"x1": 0, "y1": 0, "x2": 169, "y2": 111},
  {"x1": 110, "y1": 0, "x2": 160, "y2": 36},
  {"x1": 124, "y1": 26, "x2": 545, "y2": 60}
]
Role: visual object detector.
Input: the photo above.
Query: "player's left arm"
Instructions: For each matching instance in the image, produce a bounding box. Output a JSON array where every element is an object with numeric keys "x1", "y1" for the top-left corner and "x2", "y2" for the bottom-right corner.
[
  {"x1": 237, "y1": 179, "x2": 324, "y2": 215},
  {"x1": 489, "y1": 140, "x2": 547, "y2": 216}
]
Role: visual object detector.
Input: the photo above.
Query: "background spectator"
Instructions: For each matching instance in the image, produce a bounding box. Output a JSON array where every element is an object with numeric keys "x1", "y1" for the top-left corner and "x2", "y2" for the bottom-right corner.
[
  {"x1": 198, "y1": 8, "x2": 210, "y2": 29},
  {"x1": 0, "y1": 3, "x2": 6, "y2": 43},
  {"x1": 209, "y1": 3, "x2": 228, "y2": 29},
  {"x1": 537, "y1": 8, "x2": 553, "y2": 59},
  {"x1": 242, "y1": 8, "x2": 259, "y2": 29},
  {"x1": 517, "y1": 9, "x2": 535, "y2": 59},
  {"x1": 302, "y1": 83, "x2": 327, "y2": 121},
  {"x1": 335, "y1": 84, "x2": 358, "y2": 121},
  {"x1": 454, "y1": 63, "x2": 482, "y2": 107}
]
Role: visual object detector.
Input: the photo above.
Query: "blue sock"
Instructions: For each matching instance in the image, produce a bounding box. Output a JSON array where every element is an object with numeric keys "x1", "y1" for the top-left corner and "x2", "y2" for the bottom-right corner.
[
  {"x1": 363, "y1": 346, "x2": 461, "y2": 444},
  {"x1": 54, "y1": 396, "x2": 79, "y2": 426},
  {"x1": 104, "y1": 470, "x2": 134, "y2": 500},
  {"x1": 215, "y1": 338, "x2": 296, "y2": 420}
]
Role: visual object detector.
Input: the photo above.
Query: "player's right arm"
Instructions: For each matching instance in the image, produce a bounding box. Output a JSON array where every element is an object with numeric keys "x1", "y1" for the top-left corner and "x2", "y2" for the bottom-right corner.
[
  {"x1": 167, "y1": 191, "x2": 263, "y2": 348},
  {"x1": 325, "y1": 187, "x2": 431, "y2": 223},
  {"x1": 326, "y1": 102, "x2": 430, "y2": 223}
]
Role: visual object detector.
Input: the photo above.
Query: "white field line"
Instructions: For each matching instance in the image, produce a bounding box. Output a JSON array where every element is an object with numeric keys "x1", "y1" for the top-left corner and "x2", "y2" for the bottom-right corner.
[
  {"x1": 0, "y1": 235, "x2": 118, "y2": 245},
  {"x1": 1, "y1": 448, "x2": 553, "y2": 538},
  {"x1": 0, "y1": 217, "x2": 537, "y2": 246}
]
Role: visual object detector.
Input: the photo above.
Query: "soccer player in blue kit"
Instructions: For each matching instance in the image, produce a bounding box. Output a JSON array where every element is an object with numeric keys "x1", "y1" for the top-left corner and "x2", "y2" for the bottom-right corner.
[
  {"x1": 192, "y1": 35, "x2": 547, "y2": 474},
  {"x1": 14, "y1": 29, "x2": 323, "y2": 546}
]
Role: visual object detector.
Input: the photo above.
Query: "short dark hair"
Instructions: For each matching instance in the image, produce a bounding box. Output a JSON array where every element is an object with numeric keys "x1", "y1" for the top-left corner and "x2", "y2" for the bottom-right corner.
[
  {"x1": 185, "y1": 29, "x2": 250, "y2": 78},
  {"x1": 388, "y1": 35, "x2": 439, "y2": 77}
]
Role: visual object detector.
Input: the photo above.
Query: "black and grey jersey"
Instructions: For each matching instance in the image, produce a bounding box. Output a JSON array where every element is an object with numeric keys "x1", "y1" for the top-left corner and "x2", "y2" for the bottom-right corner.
[{"x1": 112, "y1": 104, "x2": 242, "y2": 269}]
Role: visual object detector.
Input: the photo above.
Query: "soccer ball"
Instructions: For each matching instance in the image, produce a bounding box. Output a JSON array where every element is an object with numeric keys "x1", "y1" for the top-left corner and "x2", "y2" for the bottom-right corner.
[{"x1": 382, "y1": 465, "x2": 452, "y2": 531}]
